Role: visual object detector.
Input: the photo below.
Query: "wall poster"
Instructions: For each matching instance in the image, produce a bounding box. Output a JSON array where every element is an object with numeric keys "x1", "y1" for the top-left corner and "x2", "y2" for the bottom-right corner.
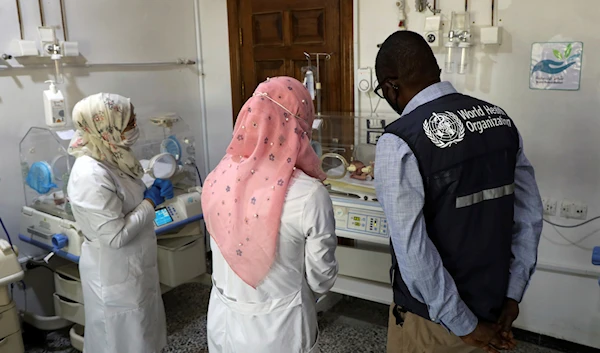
[{"x1": 530, "y1": 42, "x2": 583, "y2": 91}]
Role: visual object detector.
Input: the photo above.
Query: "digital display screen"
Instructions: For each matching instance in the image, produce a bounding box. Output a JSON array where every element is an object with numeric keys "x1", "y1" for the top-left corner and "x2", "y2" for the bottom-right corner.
[
  {"x1": 154, "y1": 208, "x2": 173, "y2": 227},
  {"x1": 352, "y1": 216, "x2": 361, "y2": 221}
]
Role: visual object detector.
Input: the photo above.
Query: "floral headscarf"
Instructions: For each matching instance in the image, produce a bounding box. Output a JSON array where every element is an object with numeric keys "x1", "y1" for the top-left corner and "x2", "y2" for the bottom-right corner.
[
  {"x1": 202, "y1": 77, "x2": 326, "y2": 288},
  {"x1": 68, "y1": 93, "x2": 143, "y2": 179}
]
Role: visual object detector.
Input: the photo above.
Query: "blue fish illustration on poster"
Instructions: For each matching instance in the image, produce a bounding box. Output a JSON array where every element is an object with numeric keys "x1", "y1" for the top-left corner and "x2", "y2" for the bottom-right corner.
[{"x1": 531, "y1": 60, "x2": 576, "y2": 75}]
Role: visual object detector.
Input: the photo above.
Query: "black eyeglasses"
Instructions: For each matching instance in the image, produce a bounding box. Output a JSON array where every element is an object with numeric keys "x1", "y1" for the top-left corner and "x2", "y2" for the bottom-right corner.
[{"x1": 374, "y1": 78, "x2": 399, "y2": 99}]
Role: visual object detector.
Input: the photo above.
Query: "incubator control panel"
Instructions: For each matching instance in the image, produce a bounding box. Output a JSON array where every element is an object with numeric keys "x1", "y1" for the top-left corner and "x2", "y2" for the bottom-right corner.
[
  {"x1": 331, "y1": 196, "x2": 389, "y2": 244},
  {"x1": 347, "y1": 212, "x2": 388, "y2": 235},
  {"x1": 154, "y1": 189, "x2": 202, "y2": 230}
]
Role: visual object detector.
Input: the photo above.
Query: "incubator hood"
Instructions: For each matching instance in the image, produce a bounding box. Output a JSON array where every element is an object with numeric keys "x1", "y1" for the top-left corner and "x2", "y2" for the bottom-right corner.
[
  {"x1": 133, "y1": 113, "x2": 199, "y2": 189},
  {"x1": 20, "y1": 127, "x2": 75, "y2": 221},
  {"x1": 312, "y1": 112, "x2": 397, "y2": 201}
]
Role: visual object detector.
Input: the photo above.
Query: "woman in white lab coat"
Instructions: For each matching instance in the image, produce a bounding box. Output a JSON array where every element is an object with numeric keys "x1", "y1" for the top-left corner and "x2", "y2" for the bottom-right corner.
[
  {"x1": 202, "y1": 77, "x2": 338, "y2": 353},
  {"x1": 67, "y1": 93, "x2": 171, "y2": 353}
]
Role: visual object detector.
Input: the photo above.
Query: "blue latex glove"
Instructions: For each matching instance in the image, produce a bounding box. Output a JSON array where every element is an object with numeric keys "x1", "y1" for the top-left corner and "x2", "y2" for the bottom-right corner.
[
  {"x1": 153, "y1": 179, "x2": 174, "y2": 200},
  {"x1": 144, "y1": 186, "x2": 164, "y2": 208}
]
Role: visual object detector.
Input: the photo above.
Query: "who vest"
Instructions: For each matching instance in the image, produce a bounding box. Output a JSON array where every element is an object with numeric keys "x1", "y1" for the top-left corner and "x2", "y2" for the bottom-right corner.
[{"x1": 385, "y1": 93, "x2": 520, "y2": 323}]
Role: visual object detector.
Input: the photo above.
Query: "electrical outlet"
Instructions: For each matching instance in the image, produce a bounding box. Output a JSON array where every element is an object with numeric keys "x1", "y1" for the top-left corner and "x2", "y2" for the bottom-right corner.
[
  {"x1": 367, "y1": 119, "x2": 386, "y2": 129},
  {"x1": 560, "y1": 200, "x2": 571, "y2": 218},
  {"x1": 560, "y1": 200, "x2": 588, "y2": 220},
  {"x1": 542, "y1": 197, "x2": 557, "y2": 216},
  {"x1": 357, "y1": 67, "x2": 373, "y2": 93},
  {"x1": 424, "y1": 16, "x2": 442, "y2": 47},
  {"x1": 572, "y1": 202, "x2": 588, "y2": 220},
  {"x1": 367, "y1": 131, "x2": 383, "y2": 145}
]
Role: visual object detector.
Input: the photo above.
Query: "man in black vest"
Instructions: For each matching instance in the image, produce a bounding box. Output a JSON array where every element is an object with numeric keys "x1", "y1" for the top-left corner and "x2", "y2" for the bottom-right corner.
[{"x1": 374, "y1": 31, "x2": 543, "y2": 353}]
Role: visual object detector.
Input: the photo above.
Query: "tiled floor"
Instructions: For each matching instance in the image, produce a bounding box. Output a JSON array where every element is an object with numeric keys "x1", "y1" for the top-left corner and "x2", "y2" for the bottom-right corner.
[{"x1": 25, "y1": 283, "x2": 564, "y2": 353}]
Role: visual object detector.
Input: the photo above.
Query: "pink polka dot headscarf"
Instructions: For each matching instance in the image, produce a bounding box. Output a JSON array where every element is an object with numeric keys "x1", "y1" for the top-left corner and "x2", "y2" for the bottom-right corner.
[{"x1": 202, "y1": 76, "x2": 326, "y2": 288}]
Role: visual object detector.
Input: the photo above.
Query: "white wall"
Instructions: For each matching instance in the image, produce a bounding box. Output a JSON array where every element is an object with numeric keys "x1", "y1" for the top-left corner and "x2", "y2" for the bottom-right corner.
[
  {"x1": 197, "y1": 0, "x2": 234, "y2": 171},
  {"x1": 0, "y1": 0, "x2": 232, "y2": 315}
]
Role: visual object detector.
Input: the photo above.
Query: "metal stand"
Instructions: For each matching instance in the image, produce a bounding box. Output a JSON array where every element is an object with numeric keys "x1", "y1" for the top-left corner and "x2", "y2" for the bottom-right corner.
[{"x1": 303, "y1": 52, "x2": 332, "y2": 116}]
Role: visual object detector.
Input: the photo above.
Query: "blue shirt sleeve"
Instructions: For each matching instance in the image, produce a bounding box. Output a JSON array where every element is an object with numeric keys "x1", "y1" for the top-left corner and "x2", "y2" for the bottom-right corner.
[
  {"x1": 375, "y1": 133, "x2": 478, "y2": 337},
  {"x1": 507, "y1": 134, "x2": 543, "y2": 302}
]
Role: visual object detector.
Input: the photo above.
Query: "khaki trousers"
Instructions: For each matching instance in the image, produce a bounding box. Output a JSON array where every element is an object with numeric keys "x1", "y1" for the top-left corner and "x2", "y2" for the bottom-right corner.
[{"x1": 387, "y1": 304, "x2": 485, "y2": 353}]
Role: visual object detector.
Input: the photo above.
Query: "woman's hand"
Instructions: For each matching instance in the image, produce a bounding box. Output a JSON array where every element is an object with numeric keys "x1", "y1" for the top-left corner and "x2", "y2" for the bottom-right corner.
[
  {"x1": 144, "y1": 186, "x2": 164, "y2": 208},
  {"x1": 153, "y1": 179, "x2": 174, "y2": 200},
  {"x1": 143, "y1": 179, "x2": 174, "y2": 208}
]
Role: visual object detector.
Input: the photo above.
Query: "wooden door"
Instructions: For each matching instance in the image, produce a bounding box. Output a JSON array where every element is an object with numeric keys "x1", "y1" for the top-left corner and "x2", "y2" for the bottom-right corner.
[{"x1": 227, "y1": 0, "x2": 354, "y2": 156}]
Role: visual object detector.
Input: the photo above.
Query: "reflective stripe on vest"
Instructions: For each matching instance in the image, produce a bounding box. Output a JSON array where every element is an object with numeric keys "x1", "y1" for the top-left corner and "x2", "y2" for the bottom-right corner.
[{"x1": 455, "y1": 183, "x2": 515, "y2": 208}]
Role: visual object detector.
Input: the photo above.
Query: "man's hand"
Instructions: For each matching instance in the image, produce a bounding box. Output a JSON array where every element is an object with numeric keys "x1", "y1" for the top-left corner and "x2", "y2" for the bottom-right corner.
[
  {"x1": 461, "y1": 322, "x2": 513, "y2": 353},
  {"x1": 498, "y1": 298, "x2": 520, "y2": 344},
  {"x1": 492, "y1": 330, "x2": 517, "y2": 351}
]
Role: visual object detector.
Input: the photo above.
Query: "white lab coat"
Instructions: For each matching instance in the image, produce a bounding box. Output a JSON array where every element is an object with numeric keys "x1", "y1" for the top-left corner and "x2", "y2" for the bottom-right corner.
[
  {"x1": 207, "y1": 171, "x2": 338, "y2": 353},
  {"x1": 67, "y1": 156, "x2": 167, "y2": 353}
]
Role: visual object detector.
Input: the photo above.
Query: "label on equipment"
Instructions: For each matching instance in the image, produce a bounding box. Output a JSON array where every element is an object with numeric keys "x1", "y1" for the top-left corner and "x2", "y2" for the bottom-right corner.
[
  {"x1": 51, "y1": 100, "x2": 65, "y2": 124},
  {"x1": 312, "y1": 119, "x2": 323, "y2": 130}
]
